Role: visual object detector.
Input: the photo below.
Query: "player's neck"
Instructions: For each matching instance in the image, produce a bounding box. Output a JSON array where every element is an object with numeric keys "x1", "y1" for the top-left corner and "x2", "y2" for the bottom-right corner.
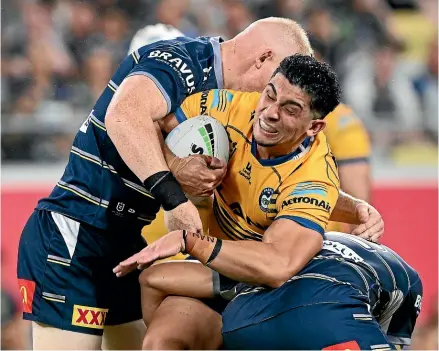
[{"x1": 256, "y1": 137, "x2": 307, "y2": 160}]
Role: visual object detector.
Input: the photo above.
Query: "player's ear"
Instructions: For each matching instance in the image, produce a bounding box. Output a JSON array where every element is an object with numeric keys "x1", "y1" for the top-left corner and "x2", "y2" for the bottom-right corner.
[
  {"x1": 255, "y1": 50, "x2": 273, "y2": 69},
  {"x1": 307, "y1": 119, "x2": 326, "y2": 137}
]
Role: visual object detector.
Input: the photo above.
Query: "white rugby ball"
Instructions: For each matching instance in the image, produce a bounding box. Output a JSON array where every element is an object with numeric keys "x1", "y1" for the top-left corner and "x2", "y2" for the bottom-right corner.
[{"x1": 165, "y1": 116, "x2": 229, "y2": 164}]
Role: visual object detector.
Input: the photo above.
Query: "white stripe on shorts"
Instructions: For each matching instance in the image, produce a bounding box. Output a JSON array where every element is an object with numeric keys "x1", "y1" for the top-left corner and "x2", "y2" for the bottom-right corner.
[{"x1": 51, "y1": 212, "x2": 80, "y2": 258}]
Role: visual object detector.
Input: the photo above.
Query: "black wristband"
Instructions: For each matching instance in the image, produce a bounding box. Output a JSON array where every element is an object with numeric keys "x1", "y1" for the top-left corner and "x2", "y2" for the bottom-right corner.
[
  {"x1": 143, "y1": 171, "x2": 187, "y2": 211},
  {"x1": 206, "y1": 239, "x2": 222, "y2": 266}
]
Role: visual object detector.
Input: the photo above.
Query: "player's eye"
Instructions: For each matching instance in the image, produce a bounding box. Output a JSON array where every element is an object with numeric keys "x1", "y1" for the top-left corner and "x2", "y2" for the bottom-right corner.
[
  {"x1": 266, "y1": 90, "x2": 276, "y2": 101},
  {"x1": 284, "y1": 107, "x2": 296, "y2": 115}
]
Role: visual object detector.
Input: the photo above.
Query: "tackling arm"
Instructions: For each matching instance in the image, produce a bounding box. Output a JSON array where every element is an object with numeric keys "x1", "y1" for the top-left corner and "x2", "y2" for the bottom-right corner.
[
  {"x1": 106, "y1": 75, "x2": 170, "y2": 182},
  {"x1": 329, "y1": 190, "x2": 366, "y2": 224},
  {"x1": 183, "y1": 219, "x2": 322, "y2": 288},
  {"x1": 338, "y1": 163, "x2": 371, "y2": 203}
]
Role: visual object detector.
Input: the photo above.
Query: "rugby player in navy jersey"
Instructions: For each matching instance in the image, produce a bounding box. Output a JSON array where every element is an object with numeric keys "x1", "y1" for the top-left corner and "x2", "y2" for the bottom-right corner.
[
  {"x1": 133, "y1": 232, "x2": 422, "y2": 350},
  {"x1": 17, "y1": 18, "x2": 384, "y2": 350}
]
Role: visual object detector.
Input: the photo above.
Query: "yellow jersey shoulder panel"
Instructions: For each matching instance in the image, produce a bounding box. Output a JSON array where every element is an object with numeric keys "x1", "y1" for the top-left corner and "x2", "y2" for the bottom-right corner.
[
  {"x1": 178, "y1": 89, "x2": 260, "y2": 131},
  {"x1": 324, "y1": 103, "x2": 371, "y2": 164}
]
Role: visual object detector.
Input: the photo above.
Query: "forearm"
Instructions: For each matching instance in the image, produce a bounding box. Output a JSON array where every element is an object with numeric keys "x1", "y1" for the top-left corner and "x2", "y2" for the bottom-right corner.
[
  {"x1": 330, "y1": 190, "x2": 366, "y2": 224},
  {"x1": 339, "y1": 164, "x2": 371, "y2": 203},
  {"x1": 107, "y1": 109, "x2": 169, "y2": 182},
  {"x1": 106, "y1": 76, "x2": 171, "y2": 183},
  {"x1": 185, "y1": 233, "x2": 289, "y2": 288}
]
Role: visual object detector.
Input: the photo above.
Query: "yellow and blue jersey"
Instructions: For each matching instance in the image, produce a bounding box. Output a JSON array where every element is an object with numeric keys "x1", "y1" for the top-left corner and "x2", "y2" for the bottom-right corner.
[
  {"x1": 37, "y1": 36, "x2": 224, "y2": 231},
  {"x1": 176, "y1": 89, "x2": 340, "y2": 239},
  {"x1": 324, "y1": 103, "x2": 371, "y2": 165}
]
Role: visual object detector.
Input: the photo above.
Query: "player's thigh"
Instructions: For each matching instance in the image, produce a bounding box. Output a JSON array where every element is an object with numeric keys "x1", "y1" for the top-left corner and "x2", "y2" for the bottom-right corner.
[
  {"x1": 32, "y1": 322, "x2": 101, "y2": 350},
  {"x1": 223, "y1": 302, "x2": 395, "y2": 350},
  {"x1": 144, "y1": 295, "x2": 222, "y2": 350},
  {"x1": 102, "y1": 319, "x2": 146, "y2": 350}
]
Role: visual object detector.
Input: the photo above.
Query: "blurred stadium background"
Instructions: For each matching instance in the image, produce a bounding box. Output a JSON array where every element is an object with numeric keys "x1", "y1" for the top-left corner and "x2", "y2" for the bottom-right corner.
[{"x1": 1, "y1": 0, "x2": 438, "y2": 349}]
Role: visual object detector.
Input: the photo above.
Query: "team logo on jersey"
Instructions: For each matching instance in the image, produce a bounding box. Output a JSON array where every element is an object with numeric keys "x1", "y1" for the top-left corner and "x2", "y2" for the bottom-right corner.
[
  {"x1": 18, "y1": 279, "x2": 36, "y2": 314},
  {"x1": 72, "y1": 305, "x2": 109, "y2": 329},
  {"x1": 259, "y1": 187, "x2": 274, "y2": 212},
  {"x1": 291, "y1": 182, "x2": 327, "y2": 197},
  {"x1": 211, "y1": 90, "x2": 234, "y2": 112}
]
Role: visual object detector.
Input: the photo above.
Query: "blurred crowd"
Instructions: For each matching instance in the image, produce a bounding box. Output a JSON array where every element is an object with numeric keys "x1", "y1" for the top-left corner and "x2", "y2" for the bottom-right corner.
[{"x1": 1, "y1": 0, "x2": 438, "y2": 163}]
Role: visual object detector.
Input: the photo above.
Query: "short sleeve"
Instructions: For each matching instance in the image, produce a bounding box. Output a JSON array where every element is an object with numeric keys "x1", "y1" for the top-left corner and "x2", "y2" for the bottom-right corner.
[
  {"x1": 326, "y1": 111, "x2": 371, "y2": 165},
  {"x1": 275, "y1": 181, "x2": 340, "y2": 235},
  {"x1": 127, "y1": 47, "x2": 199, "y2": 114}
]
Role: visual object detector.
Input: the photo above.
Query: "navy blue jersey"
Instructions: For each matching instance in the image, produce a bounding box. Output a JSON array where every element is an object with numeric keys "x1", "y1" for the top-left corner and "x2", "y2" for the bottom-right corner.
[
  {"x1": 37, "y1": 36, "x2": 224, "y2": 232},
  {"x1": 317, "y1": 232, "x2": 422, "y2": 346},
  {"x1": 228, "y1": 233, "x2": 422, "y2": 347}
]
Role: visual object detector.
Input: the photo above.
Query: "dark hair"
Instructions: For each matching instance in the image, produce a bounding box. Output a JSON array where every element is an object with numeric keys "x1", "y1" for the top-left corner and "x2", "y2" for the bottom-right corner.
[{"x1": 272, "y1": 54, "x2": 341, "y2": 119}]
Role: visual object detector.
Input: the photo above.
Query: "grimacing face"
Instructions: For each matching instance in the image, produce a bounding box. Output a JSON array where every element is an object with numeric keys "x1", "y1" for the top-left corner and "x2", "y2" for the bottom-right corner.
[{"x1": 253, "y1": 73, "x2": 323, "y2": 148}]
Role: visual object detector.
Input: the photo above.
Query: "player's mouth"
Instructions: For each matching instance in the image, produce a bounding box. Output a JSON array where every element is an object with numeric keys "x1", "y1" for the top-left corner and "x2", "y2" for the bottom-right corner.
[{"x1": 259, "y1": 119, "x2": 278, "y2": 136}]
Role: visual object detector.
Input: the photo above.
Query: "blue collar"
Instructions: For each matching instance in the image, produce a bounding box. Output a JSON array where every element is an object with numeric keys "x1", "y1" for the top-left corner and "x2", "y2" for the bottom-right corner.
[
  {"x1": 251, "y1": 136, "x2": 313, "y2": 166},
  {"x1": 210, "y1": 37, "x2": 224, "y2": 89}
]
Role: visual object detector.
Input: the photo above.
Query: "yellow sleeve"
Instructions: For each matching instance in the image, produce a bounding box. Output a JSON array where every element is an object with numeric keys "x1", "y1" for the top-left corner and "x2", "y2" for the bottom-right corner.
[
  {"x1": 275, "y1": 180, "x2": 339, "y2": 235},
  {"x1": 176, "y1": 89, "x2": 238, "y2": 127},
  {"x1": 325, "y1": 106, "x2": 371, "y2": 164}
]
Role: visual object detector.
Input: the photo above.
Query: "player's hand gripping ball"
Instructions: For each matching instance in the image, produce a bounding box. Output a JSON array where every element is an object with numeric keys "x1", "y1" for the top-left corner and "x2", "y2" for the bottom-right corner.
[{"x1": 166, "y1": 116, "x2": 229, "y2": 200}]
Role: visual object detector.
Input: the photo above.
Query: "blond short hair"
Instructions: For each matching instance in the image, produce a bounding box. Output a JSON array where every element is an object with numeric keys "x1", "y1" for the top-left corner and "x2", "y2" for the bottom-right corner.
[{"x1": 265, "y1": 17, "x2": 314, "y2": 56}]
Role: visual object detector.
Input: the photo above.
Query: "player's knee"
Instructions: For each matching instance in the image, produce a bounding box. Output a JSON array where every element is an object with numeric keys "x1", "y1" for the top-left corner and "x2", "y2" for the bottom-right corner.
[
  {"x1": 138, "y1": 266, "x2": 161, "y2": 290},
  {"x1": 142, "y1": 334, "x2": 190, "y2": 350}
]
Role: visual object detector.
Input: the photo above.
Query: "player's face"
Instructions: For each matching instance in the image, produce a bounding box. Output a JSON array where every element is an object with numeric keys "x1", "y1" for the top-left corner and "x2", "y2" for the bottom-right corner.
[{"x1": 253, "y1": 73, "x2": 326, "y2": 148}]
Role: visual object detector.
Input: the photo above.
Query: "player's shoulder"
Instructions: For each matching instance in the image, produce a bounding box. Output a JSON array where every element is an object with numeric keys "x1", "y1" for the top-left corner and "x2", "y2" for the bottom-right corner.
[
  {"x1": 204, "y1": 89, "x2": 259, "y2": 119},
  {"x1": 325, "y1": 103, "x2": 362, "y2": 131},
  {"x1": 137, "y1": 36, "x2": 217, "y2": 56},
  {"x1": 293, "y1": 133, "x2": 338, "y2": 185},
  {"x1": 219, "y1": 89, "x2": 260, "y2": 121},
  {"x1": 309, "y1": 132, "x2": 332, "y2": 161},
  {"x1": 210, "y1": 89, "x2": 260, "y2": 109}
]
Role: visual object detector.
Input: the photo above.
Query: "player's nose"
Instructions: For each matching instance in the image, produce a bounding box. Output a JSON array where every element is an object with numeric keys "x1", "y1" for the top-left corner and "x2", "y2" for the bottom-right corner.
[{"x1": 263, "y1": 104, "x2": 280, "y2": 121}]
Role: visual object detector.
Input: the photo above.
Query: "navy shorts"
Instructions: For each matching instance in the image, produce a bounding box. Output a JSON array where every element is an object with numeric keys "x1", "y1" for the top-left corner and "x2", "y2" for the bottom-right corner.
[
  {"x1": 17, "y1": 210, "x2": 146, "y2": 335},
  {"x1": 222, "y1": 277, "x2": 395, "y2": 350}
]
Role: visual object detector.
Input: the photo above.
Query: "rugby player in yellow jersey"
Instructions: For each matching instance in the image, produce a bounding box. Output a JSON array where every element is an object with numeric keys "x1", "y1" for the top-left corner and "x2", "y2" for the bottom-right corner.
[
  {"x1": 310, "y1": 36, "x2": 372, "y2": 233},
  {"x1": 115, "y1": 54, "x2": 343, "y2": 349},
  {"x1": 325, "y1": 104, "x2": 372, "y2": 231}
]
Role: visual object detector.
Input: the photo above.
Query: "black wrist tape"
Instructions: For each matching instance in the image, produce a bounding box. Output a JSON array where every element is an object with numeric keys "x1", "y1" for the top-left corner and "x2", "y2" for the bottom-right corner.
[
  {"x1": 206, "y1": 239, "x2": 222, "y2": 266},
  {"x1": 143, "y1": 171, "x2": 187, "y2": 211}
]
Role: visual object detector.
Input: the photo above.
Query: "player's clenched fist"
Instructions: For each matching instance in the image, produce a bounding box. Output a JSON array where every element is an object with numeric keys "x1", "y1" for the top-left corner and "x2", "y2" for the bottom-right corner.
[{"x1": 169, "y1": 154, "x2": 227, "y2": 197}]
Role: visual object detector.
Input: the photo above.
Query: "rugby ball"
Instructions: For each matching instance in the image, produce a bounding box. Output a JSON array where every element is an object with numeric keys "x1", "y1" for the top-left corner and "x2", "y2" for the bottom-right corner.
[{"x1": 165, "y1": 116, "x2": 229, "y2": 164}]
